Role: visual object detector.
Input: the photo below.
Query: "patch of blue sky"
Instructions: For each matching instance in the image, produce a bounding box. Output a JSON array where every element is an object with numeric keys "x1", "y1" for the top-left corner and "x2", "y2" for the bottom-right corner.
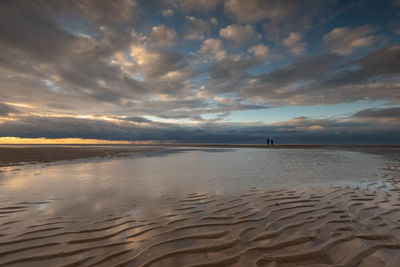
[
  {"x1": 190, "y1": 73, "x2": 209, "y2": 87},
  {"x1": 246, "y1": 51, "x2": 302, "y2": 77},
  {"x1": 177, "y1": 41, "x2": 202, "y2": 56},
  {"x1": 247, "y1": 64, "x2": 282, "y2": 76},
  {"x1": 56, "y1": 14, "x2": 101, "y2": 38},
  {"x1": 140, "y1": 3, "x2": 187, "y2": 33},
  {"x1": 202, "y1": 113, "x2": 225, "y2": 120},
  {"x1": 132, "y1": 74, "x2": 145, "y2": 81},
  {"x1": 43, "y1": 79, "x2": 61, "y2": 92},
  {"x1": 143, "y1": 115, "x2": 193, "y2": 123},
  {"x1": 124, "y1": 50, "x2": 134, "y2": 62},
  {"x1": 139, "y1": 4, "x2": 173, "y2": 26},
  {"x1": 327, "y1": 0, "x2": 396, "y2": 29},
  {"x1": 324, "y1": 64, "x2": 363, "y2": 79},
  {"x1": 218, "y1": 92, "x2": 238, "y2": 98},
  {"x1": 225, "y1": 100, "x2": 390, "y2": 124}
]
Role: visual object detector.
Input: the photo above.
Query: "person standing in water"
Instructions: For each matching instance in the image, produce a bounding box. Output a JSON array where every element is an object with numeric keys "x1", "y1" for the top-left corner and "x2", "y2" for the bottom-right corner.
[{"x1": 267, "y1": 138, "x2": 270, "y2": 145}]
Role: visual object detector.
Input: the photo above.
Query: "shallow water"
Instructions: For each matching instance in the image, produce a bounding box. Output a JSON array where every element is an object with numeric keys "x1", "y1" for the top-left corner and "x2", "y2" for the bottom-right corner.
[{"x1": 0, "y1": 148, "x2": 390, "y2": 202}]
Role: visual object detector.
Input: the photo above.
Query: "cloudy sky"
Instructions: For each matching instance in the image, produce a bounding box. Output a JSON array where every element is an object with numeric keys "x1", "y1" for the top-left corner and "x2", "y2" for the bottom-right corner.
[{"x1": 1, "y1": 0, "x2": 399, "y2": 144}]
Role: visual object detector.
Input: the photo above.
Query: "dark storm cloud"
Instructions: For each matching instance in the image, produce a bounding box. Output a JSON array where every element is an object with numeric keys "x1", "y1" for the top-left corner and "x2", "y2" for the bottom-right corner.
[
  {"x1": 0, "y1": 2, "x2": 73, "y2": 63},
  {"x1": 352, "y1": 107, "x2": 400, "y2": 119},
  {"x1": 0, "y1": 103, "x2": 20, "y2": 116},
  {"x1": 1, "y1": 113, "x2": 399, "y2": 144},
  {"x1": 352, "y1": 45, "x2": 400, "y2": 78}
]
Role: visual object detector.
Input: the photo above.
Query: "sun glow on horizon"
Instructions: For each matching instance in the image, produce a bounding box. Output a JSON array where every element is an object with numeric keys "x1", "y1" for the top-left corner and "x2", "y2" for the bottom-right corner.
[{"x1": 0, "y1": 137, "x2": 140, "y2": 145}]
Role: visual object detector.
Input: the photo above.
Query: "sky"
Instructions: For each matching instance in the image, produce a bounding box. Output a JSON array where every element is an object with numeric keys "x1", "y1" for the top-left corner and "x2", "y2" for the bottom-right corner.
[{"x1": 0, "y1": 0, "x2": 399, "y2": 144}]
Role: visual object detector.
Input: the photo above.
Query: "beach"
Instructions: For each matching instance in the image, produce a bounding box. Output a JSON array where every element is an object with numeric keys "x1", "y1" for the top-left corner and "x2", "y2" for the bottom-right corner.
[
  {"x1": 0, "y1": 145, "x2": 399, "y2": 266},
  {"x1": 0, "y1": 146, "x2": 159, "y2": 168}
]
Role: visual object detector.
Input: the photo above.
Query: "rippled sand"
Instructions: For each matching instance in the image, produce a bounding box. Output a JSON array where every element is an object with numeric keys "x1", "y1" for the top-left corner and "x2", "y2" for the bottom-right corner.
[{"x1": 1, "y1": 163, "x2": 400, "y2": 266}]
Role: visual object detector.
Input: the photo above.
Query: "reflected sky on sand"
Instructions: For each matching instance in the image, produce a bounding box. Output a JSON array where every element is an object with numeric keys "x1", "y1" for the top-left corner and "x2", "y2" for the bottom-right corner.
[{"x1": 0, "y1": 148, "x2": 390, "y2": 204}]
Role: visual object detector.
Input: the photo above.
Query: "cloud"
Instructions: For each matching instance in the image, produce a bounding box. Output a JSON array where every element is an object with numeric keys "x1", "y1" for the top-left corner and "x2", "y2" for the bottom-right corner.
[
  {"x1": 183, "y1": 16, "x2": 211, "y2": 40},
  {"x1": 0, "y1": 0, "x2": 146, "y2": 109},
  {"x1": 248, "y1": 44, "x2": 269, "y2": 57},
  {"x1": 203, "y1": 56, "x2": 264, "y2": 95},
  {"x1": 198, "y1": 44, "x2": 400, "y2": 109},
  {"x1": 64, "y1": 0, "x2": 138, "y2": 24},
  {"x1": 224, "y1": 0, "x2": 299, "y2": 24},
  {"x1": 283, "y1": 32, "x2": 307, "y2": 55},
  {"x1": 220, "y1": 24, "x2": 259, "y2": 44},
  {"x1": 27, "y1": 0, "x2": 139, "y2": 28},
  {"x1": 207, "y1": 57, "x2": 258, "y2": 82},
  {"x1": 199, "y1": 39, "x2": 227, "y2": 60},
  {"x1": 352, "y1": 45, "x2": 400, "y2": 78},
  {"x1": 238, "y1": 45, "x2": 400, "y2": 105},
  {"x1": 323, "y1": 25, "x2": 379, "y2": 55},
  {"x1": 240, "y1": 53, "x2": 342, "y2": 101},
  {"x1": 161, "y1": 0, "x2": 221, "y2": 11},
  {"x1": 223, "y1": 0, "x2": 336, "y2": 41},
  {"x1": 120, "y1": 116, "x2": 153, "y2": 123},
  {"x1": 126, "y1": 33, "x2": 194, "y2": 95},
  {"x1": 0, "y1": 3, "x2": 75, "y2": 63},
  {"x1": 161, "y1": 8, "x2": 174, "y2": 16},
  {"x1": 1, "y1": 112, "x2": 399, "y2": 144},
  {"x1": 149, "y1": 25, "x2": 177, "y2": 46},
  {"x1": 0, "y1": 0, "x2": 194, "y2": 117},
  {"x1": 352, "y1": 107, "x2": 400, "y2": 119},
  {"x1": 0, "y1": 103, "x2": 20, "y2": 116}
]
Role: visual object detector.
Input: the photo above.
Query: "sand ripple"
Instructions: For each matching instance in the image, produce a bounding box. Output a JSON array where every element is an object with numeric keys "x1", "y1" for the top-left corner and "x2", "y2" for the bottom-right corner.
[{"x1": 1, "y1": 170, "x2": 400, "y2": 266}]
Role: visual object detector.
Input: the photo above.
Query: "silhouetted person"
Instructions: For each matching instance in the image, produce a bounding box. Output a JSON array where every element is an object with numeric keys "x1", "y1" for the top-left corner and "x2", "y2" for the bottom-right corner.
[
  {"x1": 271, "y1": 139, "x2": 274, "y2": 145},
  {"x1": 267, "y1": 138, "x2": 270, "y2": 145}
]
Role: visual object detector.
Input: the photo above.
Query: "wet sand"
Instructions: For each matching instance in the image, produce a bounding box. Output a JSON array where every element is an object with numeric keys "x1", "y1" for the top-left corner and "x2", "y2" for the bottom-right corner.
[
  {"x1": 0, "y1": 146, "x2": 400, "y2": 266},
  {"x1": 1, "y1": 177, "x2": 400, "y2": 265},
  {"x1": 0, "y1": 146, "x2": 158, "y2": 167},
  {"x1": 1, "y1": 144, "x2": 399, "y2": 168}
]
